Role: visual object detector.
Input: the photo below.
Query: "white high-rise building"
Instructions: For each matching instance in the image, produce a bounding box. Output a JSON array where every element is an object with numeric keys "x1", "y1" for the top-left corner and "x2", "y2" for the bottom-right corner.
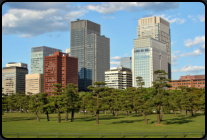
[
  {"x1": 137, "y1": 16, "x2": 171, "y2": 79},
  {"x1": 132, "y1": 38, "x2": 168, "y2": 88}
]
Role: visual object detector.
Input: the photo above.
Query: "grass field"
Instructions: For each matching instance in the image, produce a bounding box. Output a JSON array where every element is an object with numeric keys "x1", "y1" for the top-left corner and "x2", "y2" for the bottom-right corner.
[{"x1": 2, "y1": 111, "x2": 205, "y2": 138}]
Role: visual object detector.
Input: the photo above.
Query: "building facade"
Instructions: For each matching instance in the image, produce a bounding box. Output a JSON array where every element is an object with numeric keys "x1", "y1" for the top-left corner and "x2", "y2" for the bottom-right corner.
[
  {"x1": 25, "y1": 74, "x2": 44, "y2": 95},
  {"x1": 2, "y1": 63, "x2": 28, "y2": 95},
  {"x1": 70, "y1": 19, "x2": 110, "y2": 91},
  {"x1": 31, "y1": 46, "x2": 62, "y2": 74},
  {"x1": 132, "y1": 38, "x2": 168, "y2": 88},
  {"x1": 168, "y1": 75, "x2": 205, "y2": 90},
  {"x1": 44, "y1": 52, "x2": 78, "y2": 95},
  {"x1": 121, "y1": 57, "x2": 132, "y2": 70},
  {"x1": 65, "y1": 48, "x2": 70, "y2": 56},
  {"x1": 137, "y1": 16, "x2": 171, "y2": 79},
  {"x1": 6, "y1": 62, "x2": 27, "y2": 68},
  {"x1": 105, "y1": 67, "x2": 132, "y2": 90}
]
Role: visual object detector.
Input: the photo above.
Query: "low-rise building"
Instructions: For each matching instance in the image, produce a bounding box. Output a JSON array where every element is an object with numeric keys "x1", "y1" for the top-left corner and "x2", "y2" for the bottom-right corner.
[
  {"x1": 168, "y1": 75, "x2": 205, "y2": 90},
  {"x1": 105, "y1": 67, "x2": 132, "y2": 90},
  {"x1": 25, "y1": 74, "x2": 44, "y2": 95}
]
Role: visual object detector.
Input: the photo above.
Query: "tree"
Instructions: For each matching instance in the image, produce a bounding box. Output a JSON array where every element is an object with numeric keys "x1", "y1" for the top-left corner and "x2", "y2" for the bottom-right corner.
[
  {"x1": 180, "y1": 91, "x2": 191, "y2": 117},
  {"x1": 168, "y1": 90, "x2": 182, "y2": 117},
  {"x1": 151, "y1": 70, "x2": 172, "y2": 124},
  {"x1": 50, "y1": 83, "x2": 64, "y2": 123},
  {"x1": 136, "y1": 76, "x2": 145, "y2": 92},
  {"x1": 38, "y1": 92, "x2": 51, "y2": 121},
  {"x1": 109, "y1": 89, "x2": 121, "y2": 116},
  {"x1": 15, "y1": 91, "x2": 26, "y2": 114},
  {"x1": 7, "y1": 93, "x2": 16, "y2": 113},
  {"x1": 63, "y1": 83, "x2": 79, "y2": 122},
  {"x1": 87, "y1": 82, "x2": 107, "y2": 124}
]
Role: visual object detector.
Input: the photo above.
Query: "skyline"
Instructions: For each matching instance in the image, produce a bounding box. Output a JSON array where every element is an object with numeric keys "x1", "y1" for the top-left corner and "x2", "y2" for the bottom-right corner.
[{"x1": 2, "y1": 2, "x2": 205, "y2": 80}]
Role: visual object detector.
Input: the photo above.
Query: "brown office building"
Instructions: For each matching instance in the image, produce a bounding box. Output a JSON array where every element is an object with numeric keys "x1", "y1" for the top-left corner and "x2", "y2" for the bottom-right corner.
[
  {"x1": 168, "y1": 75, "x2": 205, "y2": 90},
  {"x1": 44, "y1": 52, "x2": 78, "y2": 95}
]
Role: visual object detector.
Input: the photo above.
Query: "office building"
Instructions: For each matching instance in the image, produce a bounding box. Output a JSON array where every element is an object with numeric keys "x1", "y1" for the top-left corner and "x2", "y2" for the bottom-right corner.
[
  {"x1": 132, "y1": 38, "x2": 168, "y2": 88},
  {"x1": 2, "y1": 62, "x2": 28, "y2": 95},
  {"x1": 31, "y1": 46, "x2": 62, "y2": 74},
  {"x1": 65, "y1": 48, "x2": 70, "y2": 56},
  {"x1": 44, "y1": 52, "x2": 78, "y2": 95},
  {"x1": 25, "y1": 74, "x2": 44, "y2": 95},
  {"x1": 137, "y1": 16, "x2": 171, "y2": 79},
  {"x1": 70, "y1": 19, "x2": 110, "y2": 91},
  {"x1": 121, "y1": 57, "x2": 132, "y2": 70},
  {"x1": 105, "y1": 67, "x2": 132, "y2": 90},
  {"x1": 168, "y1": 75, "x2": 205, "y2": 90}
]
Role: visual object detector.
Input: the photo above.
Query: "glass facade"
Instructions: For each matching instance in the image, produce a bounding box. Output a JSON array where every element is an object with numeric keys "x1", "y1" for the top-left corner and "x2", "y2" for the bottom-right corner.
[
  {"x1": 31, "y1": 46, "x2": 62, "y2": 74},
  {"x1": 134, "y1": 47, "x2": 151, "y2": 88},
  {"x1": 121, "y1": 57, "x2": 132, "y2": 70}
]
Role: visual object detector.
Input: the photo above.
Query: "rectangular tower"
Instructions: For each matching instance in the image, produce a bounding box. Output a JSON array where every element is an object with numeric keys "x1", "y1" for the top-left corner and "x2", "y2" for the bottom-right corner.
[
  {"x1": 137, "y1": 16, "x2": 171, "y2": 79},
  {"x1": 31, "y1": 46, "x2": 62, "y2": 74},
  {"x1": 132, "y1": 38, "x2": 168, "y2": 88},
  {"x1": 120, "y1": 57, "x2": 132, "y2": 70},
  {"x1": 2, "y1": 63, "x2": 28, "y2": 95},
  {"x1": 70, "y1": 19, "x2": 110, "y2": 91},
  {"x1": 44, "y1": 52, "x2": 78, "y2": 95}
]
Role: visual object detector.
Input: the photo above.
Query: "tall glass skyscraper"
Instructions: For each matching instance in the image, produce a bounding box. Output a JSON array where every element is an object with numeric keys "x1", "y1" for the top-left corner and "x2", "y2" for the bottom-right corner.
[
  {"x1": 70, "y1": 19, "x2": 110, "y2": 91},
  {"x1": 121, "y1": 57, "x2": 132, "y2": 70},
  {"x1": 31, "y1": 46, "x2": 62, "y2": 74},
  {"x1": 137, "y1": 16, "x2": 171, "y2": 79},
  {"x1": 132, "y1": 38, "x2": 168, "y2": 88}
]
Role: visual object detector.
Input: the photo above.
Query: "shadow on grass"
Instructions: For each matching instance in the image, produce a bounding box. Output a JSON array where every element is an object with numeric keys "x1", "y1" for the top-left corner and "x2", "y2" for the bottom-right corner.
[
  {"x1": 72, "y1": 115, "x2": 125, "y2": 122},
  {"x1": 110, "y1": 119, "x2": 150, "y2": 124},
  {"x1": 161, "y1": 117, "x2": 194, "y2": 125},
  {"x1": 2, "y1": 117, "x2": 37, "y2": 122}
]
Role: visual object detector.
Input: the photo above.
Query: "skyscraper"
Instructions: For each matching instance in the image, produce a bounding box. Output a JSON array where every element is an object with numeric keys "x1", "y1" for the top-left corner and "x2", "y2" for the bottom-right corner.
[
  {"x1": 44, "y1": 52, "x2": 78, "y2": 95},
  {"x1": 120, "y1": 57, "x2": 132, "y2": 70},
  {"x1": 137, "y1": 16, "x2": 171, "y2": 79},
  {"x1": 132, "y1": 38, "x2": 168, "y2": 88},
  {"x1": 70, "y1": 19, "x2": 110, "y2": 91},
  {"x1": 2, "y1": 62, "x2": 28, "y2": 95},
  {"x1": 31, "y1": 46, "x2": 62, "y2": 74}
]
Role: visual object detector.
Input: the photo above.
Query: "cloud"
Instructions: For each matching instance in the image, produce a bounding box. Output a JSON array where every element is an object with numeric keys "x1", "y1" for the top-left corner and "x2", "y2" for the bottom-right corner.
[
  {"x1": 5, "y1": 2, "x2": 73, "y2": 11},
  {"x1": 110, "y1": 61, "x2": 121, "y2": 67},
  {"x1": 187, "y1": 60, "x2": 192, "y2": 62},
  {"x1": 157, "y1": 14, "x2": 185, "y2": 24},
  {"x1": 171, "y1": 41, "x2": 177, "y2": 46},
  {"x1": 110, "y1": 56, "x2": 121, "y2": 61},
  {"x1": 172, "y1": 51, "x2": 180, "y2": 54},
  {"x1": 172, "y1": 65, "x2": 205, "y2": 73},
  {"x1": 2, "y1": 59, "x2": 4, "y2": 62},
  {"x1": 197, "y1": 14, "x2": 205, "y2": 22},
  {"x1": 86, "y1": 2, "x2": 180, "y2": 15},
  {"x1": 2, "y1": 8, "x2": 88, "y2": 37},
  {"x1": 125, "y1": 54, "x2": 128, "y2": 56},
  {"x1": 184, "y1": 35, "x2": 205, "y2": 48},
  {"x1": 102, "y1": 16, "x2": 114, "y2": 19}
]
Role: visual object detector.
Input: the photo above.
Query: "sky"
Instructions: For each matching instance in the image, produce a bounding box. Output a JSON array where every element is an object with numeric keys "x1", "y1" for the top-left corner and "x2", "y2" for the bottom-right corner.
[{"x1": 2, "y1": 2, "x2": 205, "y2": 80}]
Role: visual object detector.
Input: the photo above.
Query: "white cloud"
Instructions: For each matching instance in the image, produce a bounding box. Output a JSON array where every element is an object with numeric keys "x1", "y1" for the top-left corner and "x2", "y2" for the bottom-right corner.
[
  {"x1": 125, "y1": 54, "x2": 128, "y2": 56},
  {"x1": 86, "y1": 2, "x2": 180, "y2": 15},
  {"x1": 187, "y1": 60, "x2": 192, "y2": 62},
  {"x1": 2, "y1": 8, "x2": 88, "y2": 37},
  {"x1": 2, "y1": 59, "x2": 4, "y2": 62},
  {"x1": 197, "y1": 14, "x2": 205, "y2": 22},
  {"x1": 156, "y1": 14, "x2": 185, "y2": 24},
  {"x1": 172, "y1": 51, "x2": 180, "y2": 54},
  {"x1": 110, "y1": 56, "x2": 121, "y2": 61},
  {"x1": 172, "y1": 65, "x2": 205, "y2": 73},
  {"x1": 179, "y1": 49, "x2": 203, "y2": 57},
  {"x1": 171, "y1": 41, "x2": 177, "y2": 46},
  {"x1": 110, "y1": 61, "x2": 121, "y2": 67},
  {"x1": 184, "y1": 35, "x2": 205, "y2": 48}
]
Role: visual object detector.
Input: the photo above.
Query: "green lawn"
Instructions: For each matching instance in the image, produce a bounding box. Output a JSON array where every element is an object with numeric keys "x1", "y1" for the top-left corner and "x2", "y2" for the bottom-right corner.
[{"x1": 2, "y1": 111, "x2": 205, "y2": 138}]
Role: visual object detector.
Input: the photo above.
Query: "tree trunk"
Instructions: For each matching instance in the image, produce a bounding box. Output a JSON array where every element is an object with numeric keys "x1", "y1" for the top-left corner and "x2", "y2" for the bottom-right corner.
[
  {"x1": 191, "y1": 108, "x2": 193, "y2": 117},
  {"x1": 112, "y1": 110, "x2": 115, "y2": 116},
  {"x1": 91, "y1": 111, "x2": 93, "y2": 117},
  {"x1": 157, "y1": 105, "x2": 160, "y2": 124},
  {"x1": 185, "y1": 109, "x2": 187, "y2": 117},
  {"x1": 57, "y1": 110, "x2": 61, "y2": 123},
  {"x1": 46, "y1": 111, "x2": 50, "y2": 121},
  {"x1": 141, "y1": 112, "x2": 148, "y2": 124},
  {"x1": 84, "y1": 109, "x2": 85, "y2": 115},
  {"x1": 129, "y1": 111, "x2": 131, "y2": 116},
  {"x1": 36, "y1": 112, "x2": 40, "y2": 122},
  {"x1": 126, "y1": 111, "x2": 128, "y2": 117},
  {"x1": 65, "y1": 112, "x2": 68, "y2": 121},
  {"x1": 174, "y1": 110, "x2": 177, "y2": 117},
  {"x1": 71, "y1": 110, "x2": 74, "y2": 122},
  {"x1": 115, "y1": 110, "x2": 118, "y2": 116},
  {"x1": 160, "y1": 106, "x2": 163, "y2": 121},
  {"x1": 96, "y1": 110, "x2": 99, "y2": 124},
  {"x1": 105, "y1": 110, "x2": 106, "y2": 114},
  {"x1": 10, "y1": 107, "x2": 12, "y2": 113},
  {"x1": 20, "y1": 106, "x2": 22, "y2": 114},
  {"x1": 135, "y1": 110, "x2": 137, "y2": 114}
]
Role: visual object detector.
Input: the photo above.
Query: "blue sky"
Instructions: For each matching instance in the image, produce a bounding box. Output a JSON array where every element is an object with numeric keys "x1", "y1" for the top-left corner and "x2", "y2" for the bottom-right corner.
[{"x1": 2, "y1": 2, "x2": 205, "y2": 80}]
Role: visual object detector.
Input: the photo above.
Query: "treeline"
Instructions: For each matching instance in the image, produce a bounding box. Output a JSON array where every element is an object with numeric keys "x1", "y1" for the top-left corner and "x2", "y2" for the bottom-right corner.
[{"x1": 2, "y1": 70, "x2": 205, "y2": 125}]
